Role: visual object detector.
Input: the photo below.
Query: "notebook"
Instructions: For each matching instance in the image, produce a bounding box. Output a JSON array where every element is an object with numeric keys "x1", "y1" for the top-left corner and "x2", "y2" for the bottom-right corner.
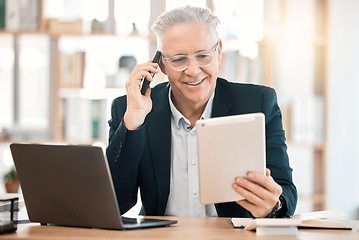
[
  {"x1": 196, "y1": 113, "x2": 266, "y2": 205},
  {"x1": 231, "y1": 210, "x2": 352, "y2": 231},
  {"x1": 9, "y1": 143, "x2": 177, "y2": 230}
]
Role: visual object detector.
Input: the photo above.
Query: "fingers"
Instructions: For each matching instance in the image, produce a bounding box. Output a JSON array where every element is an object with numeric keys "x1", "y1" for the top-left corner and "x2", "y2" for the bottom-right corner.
[
  {"x1": 232, "y1": 169, "x2": 283, "y2": 217},
  {"x1": 233, "y1": 177, "x2": 272, "y2": 205},
  {"x1": 126, "y1": 62, "x2": 159, "y2": 95},
  {"x1": 234, "y1": 170, "x2": 282, "y2": 199},
  {"x1": 233, "y1": 180, "x2": 272, "y2": 217},
  {"x1": 130, "y1": 62, "x2": 159, "y2": 83},
  {"x1": 266, "y1": 168, "x2": 271, "y2": 176},
  {"x1": 233, "y1": 177, "x2": 279, "y2": 217},
  {"x1": 123, "y1": 61, "x2": 158, "y2": 130},
  {"x1": 245, "y1": 169, "x2": 282, "y2": 196},
  {"x1": 232, "y1": 180, "x2": 264, "y2": 206}
]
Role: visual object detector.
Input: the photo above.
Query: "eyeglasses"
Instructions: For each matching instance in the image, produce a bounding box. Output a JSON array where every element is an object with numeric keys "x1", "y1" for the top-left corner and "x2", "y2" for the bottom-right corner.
[{"x1": 161, "y1": 40, "x2": 219, "y2": 71}]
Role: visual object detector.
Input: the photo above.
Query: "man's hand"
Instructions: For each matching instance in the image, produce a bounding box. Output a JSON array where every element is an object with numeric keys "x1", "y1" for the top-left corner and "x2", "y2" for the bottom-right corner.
[
  {"x1": 232, "y1": 168, "x2": 283, "y2": 218},
  {"x1": 124, "y1": 61, "x2": 159, "y2": 130}
]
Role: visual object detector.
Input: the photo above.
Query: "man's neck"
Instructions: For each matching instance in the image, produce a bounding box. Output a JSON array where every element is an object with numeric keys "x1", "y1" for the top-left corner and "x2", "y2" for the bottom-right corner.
[{"x1": 170, "y1": 93, "x2": 207, "y2": 128}]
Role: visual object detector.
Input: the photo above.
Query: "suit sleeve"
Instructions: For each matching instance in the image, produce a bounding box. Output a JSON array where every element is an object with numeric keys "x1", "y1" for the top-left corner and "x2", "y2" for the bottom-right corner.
[
  {"x1": 262, "y1": 87, "x2": 297, "y2": 217},
  {"x1": 106, "y1": 97, "x2": 146, "y2": 214}
]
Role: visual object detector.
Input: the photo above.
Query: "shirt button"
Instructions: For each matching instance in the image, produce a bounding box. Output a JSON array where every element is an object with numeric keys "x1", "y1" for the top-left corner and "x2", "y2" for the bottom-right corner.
[
  {"x1": 191, "y1": 160, "x2": 196, "y2": 165},
  {"x1": 192, "y1": 189, "x2": 197, "y2": 195}
]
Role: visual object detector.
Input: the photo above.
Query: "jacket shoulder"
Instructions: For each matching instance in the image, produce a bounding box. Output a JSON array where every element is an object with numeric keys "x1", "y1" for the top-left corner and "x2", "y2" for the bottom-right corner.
[
  {"x1": 216, "y1": 78, "x2": 276, "y2": 102},
  {"x1": 217, "y1": 77, "x2": 273, "y2": 94},
  {"x1": 150, "y1": 82, "x2": 170, "y2": 97}
]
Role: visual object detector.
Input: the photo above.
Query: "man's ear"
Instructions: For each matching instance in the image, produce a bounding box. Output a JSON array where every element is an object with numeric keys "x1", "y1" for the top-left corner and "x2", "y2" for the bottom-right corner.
[
  {"x1": 159, "y1": 57, "x2": 167, "y2": 75},
  {"x1": 217, "y1": 39, "x2": 223, "y2": 64}
]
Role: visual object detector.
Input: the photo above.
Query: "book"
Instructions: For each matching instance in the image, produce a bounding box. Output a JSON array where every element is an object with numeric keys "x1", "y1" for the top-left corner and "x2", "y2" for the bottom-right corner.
[
  {"x1": 293, "y1": 209, "x2": 347, "y2": 221},
  {"x1": 230, "y1": 210, "x2": 352, "y2": 231},
  {"x1": 46, "y1": 18, "x2": 82, "y2": 35},
  {"x1": 0, "y1": 0, "x2": 5, "y2": 29},
  {"x1": 5, "y1": 0, "x2": 19, "y2": 31},
  {"x1": 60, "y1": 52, "x2": 86, "y2": 88},
  {"x1": 19, "y1": 0, "x2": 39, "y2": 30},
  {"x1": 298, "y1": 219, "x2": 352, "y2": 230},
  {"x1": 63, "y1": 98, "x2": 92, "y2": 142},
  {"x1": 5, "y1": 0, "x2": 39, "y2": 31},
  {"x1": 92, "y1": 100, "x2": 100, "y2": 139},
  {"x1": 293, "y1": 209, "x2": 352, "y2": 230}
]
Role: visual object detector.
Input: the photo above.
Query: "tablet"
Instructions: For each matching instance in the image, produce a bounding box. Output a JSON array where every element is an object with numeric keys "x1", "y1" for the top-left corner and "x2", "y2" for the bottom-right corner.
[{"x1": 196, "y1": 113, "x2": 266, "y2": 205}]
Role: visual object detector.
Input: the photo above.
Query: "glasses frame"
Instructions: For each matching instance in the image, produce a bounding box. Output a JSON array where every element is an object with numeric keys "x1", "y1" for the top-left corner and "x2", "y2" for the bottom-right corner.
[{"x1": 161, "y1": 40, "x2": 220, "y2": 72}]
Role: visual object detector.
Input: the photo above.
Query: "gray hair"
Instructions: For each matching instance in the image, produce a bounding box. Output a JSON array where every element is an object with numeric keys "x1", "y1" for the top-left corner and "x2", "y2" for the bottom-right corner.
[{"x1": 151, "y1": 5, "x2": 220, "y2": 39}]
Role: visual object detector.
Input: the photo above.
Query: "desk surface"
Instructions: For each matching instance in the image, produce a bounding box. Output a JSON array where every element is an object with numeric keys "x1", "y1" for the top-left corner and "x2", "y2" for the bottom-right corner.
[{"x1": 1, "y1": 217, "x2": 359, "y2": 240}]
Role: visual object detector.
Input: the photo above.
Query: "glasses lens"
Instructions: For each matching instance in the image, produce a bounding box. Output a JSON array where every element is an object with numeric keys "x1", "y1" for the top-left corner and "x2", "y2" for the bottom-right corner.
[
  {"x1": 195, "y1": 52, "x2": 212, "y2": 67},
  {"x1": 170, "y1": 56, "x2": 188, "y2": 70},
  {"x1": 166, "y1": 43, "x2": 217, "y2": 71}
]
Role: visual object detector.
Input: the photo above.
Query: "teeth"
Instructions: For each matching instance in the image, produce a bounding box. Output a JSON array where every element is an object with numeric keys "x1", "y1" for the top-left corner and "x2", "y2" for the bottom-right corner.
[{"x1": 187, "y1": 79, "x2": 203, "y2": 85}]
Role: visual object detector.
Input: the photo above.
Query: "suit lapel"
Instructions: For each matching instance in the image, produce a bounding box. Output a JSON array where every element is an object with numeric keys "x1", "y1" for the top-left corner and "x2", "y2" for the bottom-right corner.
[
  {"x1": 145, "y1": 84, "x2": 172, "y2": 214},
  {"x1": 212, "y1": 79, "x2": 234, "y2": 117}
]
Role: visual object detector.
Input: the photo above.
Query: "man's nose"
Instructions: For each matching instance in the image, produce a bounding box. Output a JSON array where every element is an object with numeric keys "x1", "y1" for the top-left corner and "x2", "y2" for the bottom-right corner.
[{"x1": 184, "y1": 57, "x2": 201, "y2": 76}]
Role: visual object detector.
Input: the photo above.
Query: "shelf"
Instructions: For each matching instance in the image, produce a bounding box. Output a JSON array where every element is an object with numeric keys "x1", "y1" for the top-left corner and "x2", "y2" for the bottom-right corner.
[
  {"x1": 0, "y1": 29, "x2": 45, "y2": 35},
  {"x1": 0, "y1": 29, "x2": 150, "y2": 40},
  {"x1": 258, "y1": 36, "x2": 327, "y2": 47}
]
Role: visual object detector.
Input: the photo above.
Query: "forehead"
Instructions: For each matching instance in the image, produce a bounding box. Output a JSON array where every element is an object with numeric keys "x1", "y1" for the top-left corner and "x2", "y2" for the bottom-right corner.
[{"x1": 158, "y1": 23, "x2": 217, "y2": 55}]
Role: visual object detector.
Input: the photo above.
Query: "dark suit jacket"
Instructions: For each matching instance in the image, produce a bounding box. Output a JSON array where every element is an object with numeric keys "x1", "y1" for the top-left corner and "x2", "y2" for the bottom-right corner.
[{"x1": 106, "y1": 77, "x2": 297, "y2": 218}]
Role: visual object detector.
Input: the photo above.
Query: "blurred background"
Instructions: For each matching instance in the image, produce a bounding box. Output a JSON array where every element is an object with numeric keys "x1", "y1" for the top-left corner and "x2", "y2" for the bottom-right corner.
[{"x1": 0, "y1": 0, "x2": 358, "y2": 219}]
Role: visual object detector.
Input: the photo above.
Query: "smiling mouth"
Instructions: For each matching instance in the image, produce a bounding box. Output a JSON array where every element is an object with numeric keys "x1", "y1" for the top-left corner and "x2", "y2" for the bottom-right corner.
[{"x1": 186, "y1": 78, "x2": 205, "y2": 86}]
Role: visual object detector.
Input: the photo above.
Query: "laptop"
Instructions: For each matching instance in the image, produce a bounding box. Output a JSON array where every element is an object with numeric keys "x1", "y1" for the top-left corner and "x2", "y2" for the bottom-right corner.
[
  {"x1": 196, "y1": 113, "x2": 266, "y2": 205},
  {"x1": 9, "y1": 143, "x2": 177, "y2": 230}
]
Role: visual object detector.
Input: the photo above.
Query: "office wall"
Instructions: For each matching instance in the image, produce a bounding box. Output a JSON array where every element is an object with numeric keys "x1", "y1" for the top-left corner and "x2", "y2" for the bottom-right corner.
[{"x1": 327, "y1": 0, "x2": 359, "y2": 219}]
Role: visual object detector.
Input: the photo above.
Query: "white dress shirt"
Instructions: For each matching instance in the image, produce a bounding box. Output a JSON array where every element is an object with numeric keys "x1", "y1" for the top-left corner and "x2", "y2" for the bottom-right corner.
[{"x1": 164, "y1": 89, "x2": 218, "y2": 217}]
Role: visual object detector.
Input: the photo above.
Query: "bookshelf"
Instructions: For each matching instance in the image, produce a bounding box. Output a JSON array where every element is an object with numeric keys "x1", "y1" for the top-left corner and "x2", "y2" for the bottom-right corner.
[
  {"x1": 0, "y1": 0, "x2": 155, "y2": 144},
  {"x1": 0, "y1": 0, "x2": 328, "y2": 213}
]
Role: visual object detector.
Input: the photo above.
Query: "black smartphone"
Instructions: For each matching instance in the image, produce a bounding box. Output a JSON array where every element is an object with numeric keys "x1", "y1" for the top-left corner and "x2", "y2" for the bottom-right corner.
[{"x1": 140, "y1": 51, "x2": 162, "y2": 95}]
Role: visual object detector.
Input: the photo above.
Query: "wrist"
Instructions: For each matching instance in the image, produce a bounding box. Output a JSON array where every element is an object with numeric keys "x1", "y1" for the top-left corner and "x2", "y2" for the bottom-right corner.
[
  {"x1": 124, "y1": 111, "x2": 146, "y2": 130},
  {"x1": 267, "y1": 196, "x2": 285, "y2": 218}
]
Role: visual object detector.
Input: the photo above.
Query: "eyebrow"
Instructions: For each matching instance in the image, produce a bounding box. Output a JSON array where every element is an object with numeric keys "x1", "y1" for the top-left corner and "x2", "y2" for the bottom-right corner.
[
  {"x1": 165, "y1": 48, "x2": 211, "y2": 58},
  {"x1": 163, "y1": 40, "x2": 219, "y2": 58}
]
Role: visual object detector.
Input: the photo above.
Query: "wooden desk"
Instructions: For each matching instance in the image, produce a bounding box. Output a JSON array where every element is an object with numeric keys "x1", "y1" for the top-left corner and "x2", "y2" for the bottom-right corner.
[{"x1": 1, "y1": 217, "x2": 359, "y2": 240}]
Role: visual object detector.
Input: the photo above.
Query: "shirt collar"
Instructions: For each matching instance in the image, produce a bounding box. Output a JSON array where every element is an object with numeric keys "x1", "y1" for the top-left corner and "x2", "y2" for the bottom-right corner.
[{"x1": 168, "y1": 87, "x2": 215, "y2": 130}]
